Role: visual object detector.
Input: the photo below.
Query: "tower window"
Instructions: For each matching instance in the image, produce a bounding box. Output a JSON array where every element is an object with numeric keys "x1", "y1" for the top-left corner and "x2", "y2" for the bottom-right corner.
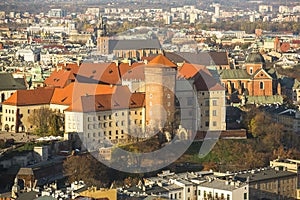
[{"x1": 250, "y1": 67, "x2": 253, "y2": 74}]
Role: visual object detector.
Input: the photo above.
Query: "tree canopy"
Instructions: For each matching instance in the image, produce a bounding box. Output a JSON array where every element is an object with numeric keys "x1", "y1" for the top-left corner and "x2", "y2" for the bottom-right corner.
[{"x1": 28, "y1": 107, "x2": 64, "y2": 136}]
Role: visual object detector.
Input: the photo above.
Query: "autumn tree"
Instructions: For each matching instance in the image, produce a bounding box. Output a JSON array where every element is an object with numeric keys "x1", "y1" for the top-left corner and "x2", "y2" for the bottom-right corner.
[
  {"x1": 63, "y1": 153, "x2": 111, "y2": 187},
  {"x1": 248, "y1": 112, "x2": 272, "y2": 137},
  {"x1": 28, "y1": 107, "x2": 64, "y2": 136}
]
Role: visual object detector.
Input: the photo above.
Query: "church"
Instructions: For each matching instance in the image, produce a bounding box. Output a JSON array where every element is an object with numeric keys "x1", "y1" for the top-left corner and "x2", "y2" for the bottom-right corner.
[{"x1": 219, "y1": 50, "x2": 282, "y2": 104}]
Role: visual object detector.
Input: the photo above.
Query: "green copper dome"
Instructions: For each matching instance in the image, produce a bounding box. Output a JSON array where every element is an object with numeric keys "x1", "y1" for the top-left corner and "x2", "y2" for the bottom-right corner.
[{"x1": 245, "y1": 52, "x2": 265, "y2": 64}]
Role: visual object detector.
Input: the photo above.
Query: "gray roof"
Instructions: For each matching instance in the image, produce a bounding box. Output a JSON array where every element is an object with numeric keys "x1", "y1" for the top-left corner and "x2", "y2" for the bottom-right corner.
[
  {"x1": 200, "y1": 179, "x2": 245, "y2": 191},
  {"x1": 109, "y1": 39, "x2": 162, "y2": 53},
  {"x1": 235, "y1": 168, "x2": 296, "y2": 183},
  {"x1": 165, "y1": 52, "x2": 229, "y2": 66},
  {"x1": 0, "y1": 73, "x2": 27, "y2": 90}
]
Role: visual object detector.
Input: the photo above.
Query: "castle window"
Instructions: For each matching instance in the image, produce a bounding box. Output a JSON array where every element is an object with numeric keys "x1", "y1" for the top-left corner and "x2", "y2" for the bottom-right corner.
[{"x1": 260, "y1": 82, "x2": 264, "y2": 89}]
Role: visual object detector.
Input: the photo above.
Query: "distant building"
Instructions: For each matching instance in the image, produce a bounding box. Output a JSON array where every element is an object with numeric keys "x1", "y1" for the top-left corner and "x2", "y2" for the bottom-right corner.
[
  {"x1": 190, "y1": 13, "x2": 198, "y2": 24},
  {"x1": 48, "y1": 9, "x2": 66, "y2": 18},
  {"x1": 259, "y1": 5, "x2": 273, "y2": 13},
  {"x1": 16, "y1": 48, "x2": 36, "y2": 62},
  {"x1": 85, "y1": 7, "x2": 100, "y2": 17},
  {"x1": 164, "y1": 14, "x2": 173, "y2": 25},
  {"x1": 279, "y1": 6, "x2": 290, "y2": 14},
  {"x1": 212, "y1": 3, "x2": 221, "y2": 18},
  {"x1": 97, "y1": 37, "x2": 163, "y2": 60}
]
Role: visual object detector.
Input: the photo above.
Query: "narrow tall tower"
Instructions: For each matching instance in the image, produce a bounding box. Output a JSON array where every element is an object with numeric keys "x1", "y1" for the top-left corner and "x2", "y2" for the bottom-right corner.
[
  {"x1": 213, "y1": 3, "x2": 220, "y2": 18},
  {"x1": 97, "y1": 15, "x2": 109, "y2": 54},
  {"x1": 144, "y1": 55, "x2": 177, "y2": 132}
]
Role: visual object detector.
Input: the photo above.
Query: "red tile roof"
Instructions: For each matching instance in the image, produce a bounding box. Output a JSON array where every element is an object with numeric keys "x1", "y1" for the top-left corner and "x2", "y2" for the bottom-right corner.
[
  {"x1": 77, "y1": 62, "x2": 121, "y2": 85},
  {"x1": 119, "y1": 62, "x2": 145, "y2": 80},
  {"x1": 44, "y1": 64, "x2": 79, "y2": 88},
  {"x1": 177, "y1": 63, "x2": 211, "y2": 79},
  {"x1": 148, "y1": 54, "x2": 177, "y2": 68},
  {"x1": 66, "y1": 88, "x2": 145, "y2": 113},
  {"x1": 178, "y1": 63, "x2": 224, "y2": 91},
  {"x1": 50, "y1": 82, "x2": 122, "y2": 106},
  {"x1": 3, "y1": 87, "x2": 55, "y2": 106}
]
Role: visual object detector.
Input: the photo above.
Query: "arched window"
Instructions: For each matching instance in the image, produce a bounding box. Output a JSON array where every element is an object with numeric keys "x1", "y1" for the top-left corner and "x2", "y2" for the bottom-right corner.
[{"x1": 260, "y1": 82, "x2": 264, "y2": 89}]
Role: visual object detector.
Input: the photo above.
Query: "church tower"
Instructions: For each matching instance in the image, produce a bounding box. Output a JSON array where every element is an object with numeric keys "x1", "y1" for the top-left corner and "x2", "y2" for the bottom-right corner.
[
  {"x1": 144, "y1": 55, "x2": 177, "y2": 133},
  {"x1": 96, "y1": 15, "x2": 109, "y2": 54}
]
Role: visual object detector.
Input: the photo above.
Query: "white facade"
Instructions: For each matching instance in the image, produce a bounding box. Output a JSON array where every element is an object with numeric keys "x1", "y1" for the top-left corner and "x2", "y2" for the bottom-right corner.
[
  {"x1": 197, "y1": 180, "x2": 249, "y2": 200},
  {"x1": 16, "y1": 49, "x2": 35, "y2": 62},
  {"x1": 65, "y1": 107, "x2": 146, "y2": 147}
]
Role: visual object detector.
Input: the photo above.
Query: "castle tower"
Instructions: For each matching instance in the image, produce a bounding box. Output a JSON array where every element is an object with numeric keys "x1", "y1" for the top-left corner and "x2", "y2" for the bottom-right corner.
[{"x1": 144, "y1": 55, "x2": 177, "y2": 132}]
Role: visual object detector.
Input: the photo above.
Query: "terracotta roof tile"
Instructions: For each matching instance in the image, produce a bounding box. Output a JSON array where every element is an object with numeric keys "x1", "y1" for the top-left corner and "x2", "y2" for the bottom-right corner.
[
  {"x1": 3, "y1": 87, "x2": 55, "y2": 106},
  {"x1": 44, "y1": 64, "x2": 79, "y2": 88},
  {"x1": 119, "y1": 62, "x2": 145, "y2": 80},
  {"x1": 51, "y1": 82, "x2": 120, "y2": 106},
  {"x1": 177, "y1": 63, "x2": 211, "y2": 79},
  {"x1": 66, "y1": 88, "x2": 145, "y2": 112},
  {"x1": 148, "y1": 54, "x2": 177, "y2": 68},
  {"x1": 76, "y1": 62, "x2": 121, "y2": 85}
]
